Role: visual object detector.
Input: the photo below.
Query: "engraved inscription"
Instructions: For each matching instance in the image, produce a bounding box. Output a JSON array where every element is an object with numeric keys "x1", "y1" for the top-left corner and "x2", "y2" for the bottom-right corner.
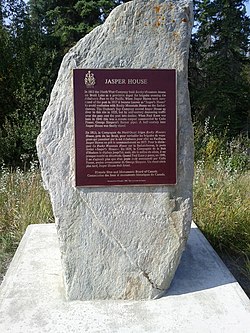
[
  {"x1": 84, "y1": 90, "x2": 166, "y2": 128},
  {"x1": 84, "y1": 88, "x2": 168, "y2": 177},
  {"x1": 85, "y1": 131, "x2": 166, "y2": 168}
]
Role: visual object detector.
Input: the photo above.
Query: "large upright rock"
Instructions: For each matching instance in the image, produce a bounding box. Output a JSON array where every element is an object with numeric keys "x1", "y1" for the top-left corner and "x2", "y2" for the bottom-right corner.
[{"x1": 37, "y1": 0, "x2": 194, "y2": 300}]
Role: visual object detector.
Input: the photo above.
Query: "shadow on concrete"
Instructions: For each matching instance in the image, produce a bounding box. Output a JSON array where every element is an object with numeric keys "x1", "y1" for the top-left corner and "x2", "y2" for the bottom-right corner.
[{"x1": 164, "y1": 226, "x2": 236, "y2": 297}]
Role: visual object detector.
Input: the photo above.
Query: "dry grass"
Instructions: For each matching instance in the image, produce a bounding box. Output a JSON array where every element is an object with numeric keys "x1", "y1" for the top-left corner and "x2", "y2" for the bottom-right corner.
[
  {"x1": 194, "y1": 166, "x2": 249, "y2": 254},
  {"x1": 193, "y1": 162, "x2": 250, "y2": 293},
  {"x1": 0, "y1": 165, "x2": 53, "y2": 280}
]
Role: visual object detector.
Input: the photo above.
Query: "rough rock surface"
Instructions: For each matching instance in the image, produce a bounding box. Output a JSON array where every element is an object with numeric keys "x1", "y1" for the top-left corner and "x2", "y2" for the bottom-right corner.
[{"x1": 37, "y1": 0, "x2": 194, "y2": 300}]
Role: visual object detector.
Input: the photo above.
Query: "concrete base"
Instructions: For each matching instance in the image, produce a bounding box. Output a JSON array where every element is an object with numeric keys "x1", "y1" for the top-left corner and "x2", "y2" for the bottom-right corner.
[{"x1": 0, "y1": 223, "x2": 250, "y2": 333}]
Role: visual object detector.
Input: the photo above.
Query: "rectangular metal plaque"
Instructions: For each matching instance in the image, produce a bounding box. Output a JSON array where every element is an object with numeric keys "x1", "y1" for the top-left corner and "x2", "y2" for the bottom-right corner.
[{"x1": 73, "y1": 69, "x2": 176, "y2": 187}]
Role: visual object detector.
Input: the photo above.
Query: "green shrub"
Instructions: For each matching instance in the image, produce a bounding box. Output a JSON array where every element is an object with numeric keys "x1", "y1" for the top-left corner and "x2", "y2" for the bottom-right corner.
[{"x1": 194, "y1": 117, "x2": 249, "y2": 173}]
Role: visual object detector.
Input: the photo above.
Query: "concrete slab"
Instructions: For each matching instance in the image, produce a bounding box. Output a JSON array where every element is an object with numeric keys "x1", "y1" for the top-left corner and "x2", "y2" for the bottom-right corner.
[{"x1": 0, "y1": 223, "x2": 249, "y2": 333}]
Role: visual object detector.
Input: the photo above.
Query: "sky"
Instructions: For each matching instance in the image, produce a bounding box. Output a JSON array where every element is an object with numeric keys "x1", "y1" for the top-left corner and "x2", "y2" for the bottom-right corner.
[{"x1": 246, "y1": 2, "x2": 250, "y2": 16}]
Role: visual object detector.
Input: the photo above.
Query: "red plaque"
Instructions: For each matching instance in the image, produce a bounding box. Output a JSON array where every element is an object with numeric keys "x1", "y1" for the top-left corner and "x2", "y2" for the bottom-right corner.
[{"x1": 73, "y1": 69, "x2": 176, "y2": 186}]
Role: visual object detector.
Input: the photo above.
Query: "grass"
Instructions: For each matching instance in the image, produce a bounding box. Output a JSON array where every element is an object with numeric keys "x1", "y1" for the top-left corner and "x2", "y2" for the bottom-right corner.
[
  {"x1": 0, "y1": 164, "x2": 53, "y2": 280},
  {"x1": 193, "y1": 123, "x2": 250, "y2": 295},
  {"x1": 193, "y1": 164, "x2": 250, "y2": 286},
  {"x1": 194, "y1": 167, "x2": 249, "y2": 255}
]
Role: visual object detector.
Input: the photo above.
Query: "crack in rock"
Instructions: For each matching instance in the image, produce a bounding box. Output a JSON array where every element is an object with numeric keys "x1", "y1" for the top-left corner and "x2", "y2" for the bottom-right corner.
[
  {"x1": 79, "y1": 194, "x2": 161, "y2": 290},
  {"x1": 142, "y1": 270, "x2": 163, "y2": 291}
]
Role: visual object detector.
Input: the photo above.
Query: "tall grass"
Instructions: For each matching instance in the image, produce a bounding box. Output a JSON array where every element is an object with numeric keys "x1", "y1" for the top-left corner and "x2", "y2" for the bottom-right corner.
[
  {"x1": 0, "y1": 164, "x2": 53, "y2": 279},
  {"x1": 193, "y1": 119, "x2": 250, "y2": 288},
  {"x1": 194, "y1": 165, "x2": 250, "y2": 269}
]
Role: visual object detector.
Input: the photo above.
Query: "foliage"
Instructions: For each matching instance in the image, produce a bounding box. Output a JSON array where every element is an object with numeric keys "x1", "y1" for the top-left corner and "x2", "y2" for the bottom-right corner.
[
  {"x1": 193, "y1": 125, "x2": 250, "y2": 292},
  {"x1": 194, "y1": 117, "x2": 250, "y2": 172},
  {"x1": 190, "y1": 0, "x2": 250, "y2": 135},
  {"x1": 0, "y1": 165, "x2": 53, "y2": 279},
  {"x1": 194, "y1": 167, "x2": 249, "y2": 253},
  {"x1": 28, "y1": 0, "x2": 129, "y2": 52},
  {"x1": 0, "y1": 0, "x2": 129, "y2": 168},
  {"x1": 194, "y1": 166, "x2": 250, "y2": 285},
  {"x1": 0, "y1": 25, "x2": 15, "y2": 126},
  {"x1": 0, "y1": 0, "x2": 59, "y2": 167},
  {"x1": 0, "y1": 0, "x2": 250, "y2": 167}
]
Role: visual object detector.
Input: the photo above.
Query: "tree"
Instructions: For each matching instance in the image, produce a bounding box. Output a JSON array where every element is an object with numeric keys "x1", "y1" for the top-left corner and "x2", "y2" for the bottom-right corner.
[
  {"x1": 0, "y1": 0, "x2": 58, "y2": 166},
  {"x1": 29, "y1": 0, "x2": 129, "y2": 53},
  {"x1": 189, "y1": 0, "x2": 250, "y2": 136},
  {"x1": 0, "y1": 0, "x2": 130, "y2": 167}
]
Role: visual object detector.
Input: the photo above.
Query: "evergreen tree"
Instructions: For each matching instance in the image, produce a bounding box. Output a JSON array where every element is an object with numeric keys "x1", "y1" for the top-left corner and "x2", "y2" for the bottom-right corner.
[
  {"x1": 1, "y1": 1, "x2": 31, "y2": 165},
  {"x1": 190, "y1": 0, "x2": 250, "y2": 136},
  {"x1": 0, "y1": 0, "x2": 130, "y2": 167},
  {"x1": 29, "y1": 0, "x2": 129, "y2": 53},
  {"x1": 0, "y1": 25, "x2": 15, "y2": 127}
]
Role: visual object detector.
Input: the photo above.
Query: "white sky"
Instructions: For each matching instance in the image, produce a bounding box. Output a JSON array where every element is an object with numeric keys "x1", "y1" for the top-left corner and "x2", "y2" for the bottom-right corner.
[{"x1": 246, "y1": 2, "x2": 250, "y2": 16}]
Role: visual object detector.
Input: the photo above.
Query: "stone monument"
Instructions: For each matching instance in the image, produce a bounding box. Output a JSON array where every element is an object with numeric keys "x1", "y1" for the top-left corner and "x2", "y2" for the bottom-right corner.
[{"x1": 37, "y1": 0, "x2": 194, "y2": 300}]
